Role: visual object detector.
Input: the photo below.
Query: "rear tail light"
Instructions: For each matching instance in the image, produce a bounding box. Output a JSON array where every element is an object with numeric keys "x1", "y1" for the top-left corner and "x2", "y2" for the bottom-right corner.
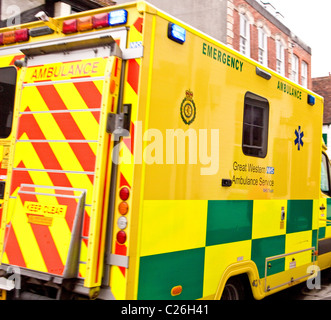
[
  {"x1": 0, "y1": 34, "x2": 3, "y2": 46},
  {"x1": 62, "y1": 19, "x2": 77, "y2": 34},
  {"x1": 119, "y1": 187, "x2": 130, "y2": 201},
  {"x1": 117, "y1": 216, "x2": 127, "y2": 229},
  {"x1": 116, "y1": 187, "x2": 130, "y2": 245},
  {"x1": 116, "y1": 231, "x2": 127, "y2": 244}
]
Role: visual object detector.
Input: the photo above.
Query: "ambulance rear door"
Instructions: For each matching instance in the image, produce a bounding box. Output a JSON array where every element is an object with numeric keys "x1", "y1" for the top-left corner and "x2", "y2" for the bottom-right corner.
[{"x1": 0, "y1": 35, "x2": 123, "y2": 295}]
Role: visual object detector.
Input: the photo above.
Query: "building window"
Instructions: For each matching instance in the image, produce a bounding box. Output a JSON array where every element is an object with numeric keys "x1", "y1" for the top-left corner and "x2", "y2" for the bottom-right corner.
[
  {"x1": 276, "y1": 40, "x2": 285, "y2": 76},
  {"x1": 301, "y1": 61, "x2": 308, "y2": 87},
  {"x1": 292, "y1": 54, "x2": 299, "y2": 83},
  {"x1": 242, "y1": 92, "x2": 269, "y2": 158},
  {"x1": 240, "y1": 14, "x2": 250, "y2": 57},
  {"x1": 0, "y1": 67, "x2": 17, "y2": 138},
  {"x1": 258, "y1": 28, "x2": 268, "y2": 66}
]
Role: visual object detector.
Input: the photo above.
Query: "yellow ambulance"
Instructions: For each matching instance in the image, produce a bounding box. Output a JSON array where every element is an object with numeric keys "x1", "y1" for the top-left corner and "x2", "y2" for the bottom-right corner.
[{"x1": 0, "y1": 1, "x2": 329, "y2": 300}]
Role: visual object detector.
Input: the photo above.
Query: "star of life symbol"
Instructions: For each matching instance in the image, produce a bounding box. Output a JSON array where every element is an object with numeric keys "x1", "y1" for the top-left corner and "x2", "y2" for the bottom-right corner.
[{"x1": 294, "y1": 126, "x2": 304, "y2": 151}]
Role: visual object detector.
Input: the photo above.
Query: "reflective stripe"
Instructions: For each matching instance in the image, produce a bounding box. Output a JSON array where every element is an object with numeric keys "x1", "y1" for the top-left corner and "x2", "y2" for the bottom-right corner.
[
  {"x1": 23, "y1": 76, "x2": 106, "y2": 87},
  {"x1": 13, "y1": 168, "x2": 95, "y2": 175}
]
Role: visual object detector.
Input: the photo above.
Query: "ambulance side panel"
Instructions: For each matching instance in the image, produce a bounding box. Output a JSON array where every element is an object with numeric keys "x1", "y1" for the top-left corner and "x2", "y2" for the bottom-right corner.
[{"x1": 133, "y1": 11, "x2": 323, "y2": 300}]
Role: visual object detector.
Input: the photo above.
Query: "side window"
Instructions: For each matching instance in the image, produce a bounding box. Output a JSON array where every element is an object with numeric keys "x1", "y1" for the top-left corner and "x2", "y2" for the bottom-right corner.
[
  {"x1": 0, "y1": 67, "x2": 17, "y2": 139},
  {"x1": 321, "y1": 152, "x2": 331, "y2": 196},
  {"x1": 242, "y1": 92, "x2": 269, "y2": 158}
]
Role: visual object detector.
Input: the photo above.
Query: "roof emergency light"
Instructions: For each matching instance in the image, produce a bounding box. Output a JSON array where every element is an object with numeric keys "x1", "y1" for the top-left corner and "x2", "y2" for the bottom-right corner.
[
  {"x1": 62, "y1": 19, "x2": 77, "y2": 34},
  {"x1": 93, "y1": 12, "x2": 109, "y2": 29},
  {"x1": 168, "y1": 22, "x2": 186, "y2": 44},
  {"x1": 15, "y1": 28, "x2": 29, "y2": 42},
  {"x1": 109, "y1": 9, "x2": 128, "y2": 26},
  {"x1": 77, "y1": 16, "x2": 93, "y2": 32},
  {"x1": 3, "y1": 31, "x2": 15, "y2": 44},
  {"x1": 308, "y1": 94, "x2": 316, "y2": 106},
  {"x1": 0, "y1": 28, "x2": 30, "y2": 46}
]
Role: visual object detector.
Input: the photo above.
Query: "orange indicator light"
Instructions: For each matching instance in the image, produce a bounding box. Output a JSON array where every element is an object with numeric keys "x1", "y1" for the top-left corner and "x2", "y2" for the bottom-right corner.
[{"x1": 119, "y1": 202, "x2": 129, "y2": 215}]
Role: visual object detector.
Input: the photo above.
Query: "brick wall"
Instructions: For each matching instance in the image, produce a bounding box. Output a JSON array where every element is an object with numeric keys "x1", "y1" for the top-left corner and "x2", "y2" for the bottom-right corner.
[
  {"x1": 231, "y1": 0, "x2": 312, "y2": 89},
  {"x1": 313, "y1": 76, "x2": 331, "y2": 124}
]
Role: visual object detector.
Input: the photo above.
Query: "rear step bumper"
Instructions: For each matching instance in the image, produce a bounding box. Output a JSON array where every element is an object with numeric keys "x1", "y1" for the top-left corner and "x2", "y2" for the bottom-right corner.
[{"x1": 0, "y1": 265, "x2": 115, "y2": 300}]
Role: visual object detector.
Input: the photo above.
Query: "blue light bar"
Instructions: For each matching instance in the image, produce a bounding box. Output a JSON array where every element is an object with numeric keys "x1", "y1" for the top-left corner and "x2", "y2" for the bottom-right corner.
[
  {"x1": 308, "y1": 94, "x2": 315, "y2": 106},
  {"x1": 168, "y1": 23, "x2": 186, "y2": 44},
  {"x1": 109, "y1": 9, "x2": 128, "y2": 26}
]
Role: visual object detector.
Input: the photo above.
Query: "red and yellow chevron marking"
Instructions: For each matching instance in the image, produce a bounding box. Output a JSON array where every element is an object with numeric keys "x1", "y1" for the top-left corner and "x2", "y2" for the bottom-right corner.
[
  {"x1": 1, "y1": 55, "x2": 122, "y2": 287},
  {"x1": 0, "y1": 54, "x2": 24, "y2": 68},
  {"x1": 109, "y1": 15, "x2": 143, "y2": 300},
  {"x1": 0, "y1": 54, "x2": 24, "y2": 244}
]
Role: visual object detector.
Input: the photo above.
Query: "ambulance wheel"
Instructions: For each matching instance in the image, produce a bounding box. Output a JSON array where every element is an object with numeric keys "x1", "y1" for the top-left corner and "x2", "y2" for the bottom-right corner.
[{"x1": 221, "y1": 277, "x2": 246, "y2": 300}]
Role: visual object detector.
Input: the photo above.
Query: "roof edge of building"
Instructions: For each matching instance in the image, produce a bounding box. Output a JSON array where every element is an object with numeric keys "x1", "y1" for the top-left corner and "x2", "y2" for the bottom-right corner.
[{"x1": 245, "y1": 0, "x2": 311, "y2": 54}]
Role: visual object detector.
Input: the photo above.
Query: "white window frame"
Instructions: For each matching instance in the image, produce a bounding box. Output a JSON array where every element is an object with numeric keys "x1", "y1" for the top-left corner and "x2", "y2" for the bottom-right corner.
[
  {"x1": 276, "y1": 40, "x2": 285, "y2": 76},
  {"x1": 258, "y1": 27, "x2": 268, "y2": 66},
  {"x1": 240, "y1": 14, "x2": 250, "y2": 57},
  {"x1": 292, "y1": 54, "x2": 299, "y2": 83},
  {"x1": 301, "y1": 61, "x2": 308, "y2": 87}
]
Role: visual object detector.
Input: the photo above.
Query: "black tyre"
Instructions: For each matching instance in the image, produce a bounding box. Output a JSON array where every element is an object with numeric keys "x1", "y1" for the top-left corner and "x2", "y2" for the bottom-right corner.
[{"x1": 221, "y1": 277, "x2": 246, "y2": 300}]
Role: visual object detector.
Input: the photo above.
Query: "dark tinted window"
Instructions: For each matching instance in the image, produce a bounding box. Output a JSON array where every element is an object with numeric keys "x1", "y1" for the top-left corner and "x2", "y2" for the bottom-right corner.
[
  {"x1": 0, "y1": 67, "x2": 17, "y2": 138},
  {"x1": 242, "y1": 92, "x2": 269, "y2": 158}
]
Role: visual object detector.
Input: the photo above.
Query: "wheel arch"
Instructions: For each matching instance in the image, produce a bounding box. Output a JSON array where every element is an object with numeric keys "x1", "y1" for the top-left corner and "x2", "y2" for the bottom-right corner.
[{"x1": 214, "y1": 260, "x2": 265, "y2": 300}]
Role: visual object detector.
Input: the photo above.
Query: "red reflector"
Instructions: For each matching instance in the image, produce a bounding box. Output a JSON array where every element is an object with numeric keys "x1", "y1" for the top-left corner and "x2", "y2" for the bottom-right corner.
[
  {"x1": 77, "y1": 16, "x2": 93, "y2": 31},
  {"x1": 63, "y1": 19, "x2": 77, "y2": 34},
  {"x1": 0, "y1": 34, "x2": 3, "y2": 46},
  {"x1": 116, "y1": 231, "x2": 127, "y2": 244},
  {"x1": 3, "y1": 31, "x2": 15, "y2": 44},
  {"x1": 93, "y1": 13, "x2": 109, "y2": 29},
  {"x1": 15, "y1": 28, "x2": 29, "y2": 42},
  {"x1": 119, "y1": 187, "x2": 130, "y2": 201},
  {"x1": 171, "y1": 285, "x2": 183, "y2": 296}
]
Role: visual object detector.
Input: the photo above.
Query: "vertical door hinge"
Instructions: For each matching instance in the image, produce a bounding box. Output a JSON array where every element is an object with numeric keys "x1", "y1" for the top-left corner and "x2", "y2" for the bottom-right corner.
[{"x1": 107, "y1": 104, "x2": 132, "y2": 137}]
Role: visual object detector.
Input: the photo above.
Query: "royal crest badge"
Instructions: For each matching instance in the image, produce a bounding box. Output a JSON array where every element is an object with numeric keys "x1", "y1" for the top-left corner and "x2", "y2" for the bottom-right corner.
[{"x1": 180, "y1": 90, "x2": 196, "y2": 125}]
